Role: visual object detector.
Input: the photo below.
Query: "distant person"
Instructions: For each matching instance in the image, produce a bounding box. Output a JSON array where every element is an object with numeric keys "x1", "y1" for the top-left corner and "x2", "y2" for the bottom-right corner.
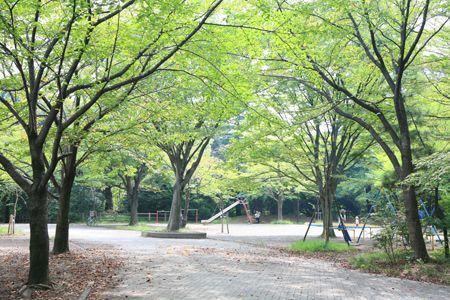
[
  {"x1": 355, "y1": 216, "x2": 359, "y2": 227},
  {"x1": 255, "y1": 211, "x2": 261, "y2": 223},
  {"x1": 339, "y1": 208, "x2": 347, "y2": 221}
]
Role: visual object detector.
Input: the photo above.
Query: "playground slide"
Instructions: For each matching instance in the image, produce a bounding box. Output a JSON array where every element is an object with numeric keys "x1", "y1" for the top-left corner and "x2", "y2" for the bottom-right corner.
[{"x1": 201, "y1": 200, "x2": 241, "y2": 224}]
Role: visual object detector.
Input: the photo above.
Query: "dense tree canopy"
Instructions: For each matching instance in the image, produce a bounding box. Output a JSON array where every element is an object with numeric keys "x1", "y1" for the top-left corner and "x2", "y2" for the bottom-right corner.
[{"x1": 0, "y1": 0, "x2": 448, "y2": 286}]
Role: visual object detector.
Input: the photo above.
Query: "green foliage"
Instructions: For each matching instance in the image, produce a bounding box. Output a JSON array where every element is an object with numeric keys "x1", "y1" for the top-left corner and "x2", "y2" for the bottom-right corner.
[
  {"x1": 373, "y1": 224, "x2": 400, "y2": 263},
  {"x1": 369, "y1": 190, "x2": 410, "y2": 260},
  {"x1": 350, "y1": 250, "x2": 450, "y2": 285},
  {"x1": 289, "y1": 240, "x2": 351, "y2": 252}
]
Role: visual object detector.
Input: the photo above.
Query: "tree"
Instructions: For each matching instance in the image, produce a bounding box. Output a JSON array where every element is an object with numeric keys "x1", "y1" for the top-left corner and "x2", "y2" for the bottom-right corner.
[
  {"x1": 119, "y1": 163, "x2": 147, "y2": 225},
  {"x1": 303, "y1": 0, "x2": 447, "y2": 260},
  {"x1": 250, "y1": 0, "x2": 448, "y2": 260},
  {"x1": 0, "y1": 0, "x2": 223, "y2": 285},
  {"x1": 406, "y1": 151, "x2": 450, "y2": 257},
  {"x1": 141, "y1": 71, "x2": 236, "y2": 231},
  {"x1": 227, "y1": 79, "x2": 371, "y2": 240}
]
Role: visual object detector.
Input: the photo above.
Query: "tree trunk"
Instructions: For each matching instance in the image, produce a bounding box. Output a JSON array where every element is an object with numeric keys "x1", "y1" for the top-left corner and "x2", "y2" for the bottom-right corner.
[
  {"x1": 434, "y1": 187, "x2": 448, "y2": 258},
  {"x1": 129, "y1": 190, "x2": 138, "y2": 226},
  {"x1": 103, "y1": 186, "x2": 113, "y2": 211},
  {"x1": 319, "y1": 176, "x2": 337, "y2": 241},
  {"x1": 277, "y1": 198, "x2": 283, "y2": 221},
  {"x1": 52, "y1": 176, "x2": 75, "y2": 254},
  {"x1": 2, "y1": 195, "x2": 9, "y2": 223},
  {"x1": 399, "y1": 133, "x2": 429, "y2": 260},
  {"x1": 403, "y1": 185, "x2": 428, "y2": 260},
  {"x1": 53, "y1": 148, "x2": 77, "y2": 254},
  {"x1": 320, "y1": 193, "x2": 336, "y2": 241},
  {"x1": 181, "y1": 188, "x2": 190, "y2": 228},
  {"x1": 167, "y1": 179, "x2": 183, "y2": 231},
  {"x1": 443, "y1": 229, "x2": 449, "y2": 258},
  {"x1": 28, "y1": 188, "x2": 50, "y2": 285}
]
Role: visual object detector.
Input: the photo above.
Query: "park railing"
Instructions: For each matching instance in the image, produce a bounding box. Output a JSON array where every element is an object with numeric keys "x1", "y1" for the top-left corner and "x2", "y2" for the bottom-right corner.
[{"x1": 137, "y1": 209, "x2": 198, "y2": 224}]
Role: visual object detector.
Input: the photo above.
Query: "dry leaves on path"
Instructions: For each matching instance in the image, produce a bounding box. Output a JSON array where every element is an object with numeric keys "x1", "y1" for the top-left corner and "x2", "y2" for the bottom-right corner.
[{"x1": 0, "y1": 246, "x2": 124, "y2": 300}]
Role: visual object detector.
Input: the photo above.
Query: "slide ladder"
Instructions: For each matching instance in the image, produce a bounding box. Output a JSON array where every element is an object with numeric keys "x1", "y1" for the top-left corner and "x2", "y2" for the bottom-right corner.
[{"x1": 241, "y1": 200, "x2": 255, "y2": 223}]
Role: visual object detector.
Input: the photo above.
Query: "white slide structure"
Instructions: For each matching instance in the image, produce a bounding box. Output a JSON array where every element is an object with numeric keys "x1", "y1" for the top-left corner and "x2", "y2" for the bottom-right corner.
[{"x1": 201, "y1": 200, "x2": 241, "y2": 224}]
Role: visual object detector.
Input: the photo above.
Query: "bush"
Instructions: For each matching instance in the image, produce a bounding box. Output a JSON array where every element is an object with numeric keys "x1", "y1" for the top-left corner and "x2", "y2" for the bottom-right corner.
[{"x1": 349, "y1": 250, "x2": 450, "y2": 284}]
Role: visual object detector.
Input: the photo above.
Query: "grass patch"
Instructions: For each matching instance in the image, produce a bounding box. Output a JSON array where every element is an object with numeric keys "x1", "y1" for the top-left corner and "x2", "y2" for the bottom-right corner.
[
  {"x1": 96, "y1": 214, "x2": 131, "y2": 224},
  {"x1": 349, "y1": 249, "x2": 450, "y2": 285},
  {"x1": 0, "y1": 226, "x2": 9, "y2": 235},
  {"x1": 0, "y1": 226, "x2": 23, "y2": 236},
  {"x1": 271, "y1": 220, "x2": 294, "y2": 224},
  {"x1": 289, "y1": 240, "x2": 351, "y2": 252},
  {"x1": 112, "y1": 223, "x2": 191, "y2": 233},
  {"x1": 113, "y1": 223, "x2": 165, "y2": 231}
]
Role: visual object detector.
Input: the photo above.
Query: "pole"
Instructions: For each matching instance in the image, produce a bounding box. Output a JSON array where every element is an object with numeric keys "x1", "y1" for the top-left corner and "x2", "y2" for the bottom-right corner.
[
  {"x1": 357, "y1": 205, "x2": 374, "y2": 243},
  {"x1": 419, "y1": 200, "x2": 443, "y2": 245},
  {"x1": 303, "y1": 212, "x2": 315, "y2": 242},
  {"x1": 220, "y1": 197, "x2": 224, "y2": 233},
  {"x1": 156, "y1": 210, "x2": 159, "y2": 224},
  {"x1": 195, "y1": 209, "x2": 198, "y2": 224},
  {"x1": 303, "y1": 201, "x2": 318, "y2": 242}
]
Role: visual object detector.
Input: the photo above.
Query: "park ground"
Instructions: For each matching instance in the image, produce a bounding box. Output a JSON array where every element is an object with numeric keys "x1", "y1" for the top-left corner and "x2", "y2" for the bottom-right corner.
[{"x1": 1, "y1": 223, "x2": 449, "y2": 300}]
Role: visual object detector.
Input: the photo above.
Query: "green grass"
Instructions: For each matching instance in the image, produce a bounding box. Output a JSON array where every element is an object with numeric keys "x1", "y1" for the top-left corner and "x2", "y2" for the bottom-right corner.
[
  {"x1": 0, "y1": 226, "x2": 23, "y2": 235},
  {"x1": 0, "y1": 226, "x2": 9, "y2": 235},
  {"x1": 96, "y1": 214, "x2": 131, "y2": 224},
  {"x1": 350, "y1": 251, "x2": 393, "y2": 270},
  {"x1": 289, "y1": 240, "x2": 351, "y2": 252},
  {"x1": 114, "y1": 224, "x2": 165, "y2": 231},
  {"x1": 271, "y1": 219, "x2": 295, "y2": 224}
]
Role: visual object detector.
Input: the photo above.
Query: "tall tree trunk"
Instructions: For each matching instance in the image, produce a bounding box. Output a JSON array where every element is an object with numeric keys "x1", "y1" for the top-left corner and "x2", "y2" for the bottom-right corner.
[
  {"x1": 434, "y1": 187, "x2": 449, "y2": 258},
  {"x1": 277, "y1": 198, "x2": 283, "y2": 221},
  {"x1": 28, "y1": 187, "x2": 50, "y2": 285},
  {"x1": 53, "y1": 148, "x2": 77, "y2": 254},
  {"x1": 320, "y1": 189, "x2": 336, "y2": 241},
  {"x1": 27, "y1": 141, "x2": 50, "y2": 285},
  {"x1": 181, "y1": 188, "x2": 190, "y2": 228},
  {"x1": 103, "y1": 186, "x2": 113, "y2": 211},
  {"x1": 399, "y1": 132, "x2": 429, "y2": 260},
  {"x1": 121, "y1": 163, "x2": 146, "y2": 226},
  {"x1": 403, "y1": 183, "x2": 428, "y2": 260},
  {"x1": 167, "y1": 179, "x2": 183, "y2": 231},
  {"x1": 443, "y1": 229, "x2": 449, "y2": 258},
  {"x1": 2, "y1": 195, "x2": 9, "y2": 223},
  {"x1": 129, "y1": 190, "x2": 138, "y2": 226}
]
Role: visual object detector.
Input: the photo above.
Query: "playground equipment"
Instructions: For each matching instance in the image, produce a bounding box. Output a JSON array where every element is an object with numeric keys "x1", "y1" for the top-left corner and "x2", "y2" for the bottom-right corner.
[
  {"x1": 419, "y1": 199, "x2": 443, "y2": 245},
  {"x1": 201, "y1": 197, "x2": 254, "y2": 224}
]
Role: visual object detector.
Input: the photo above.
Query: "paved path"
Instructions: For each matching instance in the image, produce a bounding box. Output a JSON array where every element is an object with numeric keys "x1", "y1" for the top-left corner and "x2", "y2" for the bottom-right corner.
[{"x1": 14, "y1": 224, "x2": 450, "y2": 299}]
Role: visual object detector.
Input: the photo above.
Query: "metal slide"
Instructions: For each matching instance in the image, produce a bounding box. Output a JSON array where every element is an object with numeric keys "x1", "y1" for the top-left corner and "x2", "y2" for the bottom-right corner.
[{"x1": 201, "y1": 200, "x2": 241, "y2": 224}]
